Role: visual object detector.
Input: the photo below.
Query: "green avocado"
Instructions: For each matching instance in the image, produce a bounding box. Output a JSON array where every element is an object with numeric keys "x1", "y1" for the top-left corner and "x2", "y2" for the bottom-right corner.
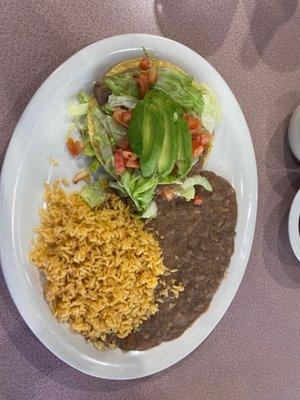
[
  {"x1": 176, "y1": 117, "x2": 192, "y2": 177},
  {"x1": 127, "y1": 100, "x2": 146, "y2": 156},
  {"x1": 156, "y1": 99, "x2": 179, "y2": 178},
  {"x1": 128, "y1": 89, "x2": 192, "y2": 179},
  {"x1": 140, "y1": 101, "x2": 164, "y2": 177}
]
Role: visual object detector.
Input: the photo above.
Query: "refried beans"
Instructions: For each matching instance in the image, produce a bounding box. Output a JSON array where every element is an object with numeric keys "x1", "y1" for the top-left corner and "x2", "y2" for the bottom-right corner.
[{"x1": 118, "y1": 171, "x2": 237, "y2": 350}]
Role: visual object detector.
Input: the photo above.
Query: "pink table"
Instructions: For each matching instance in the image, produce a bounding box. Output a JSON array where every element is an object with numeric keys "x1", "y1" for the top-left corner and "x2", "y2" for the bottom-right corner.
[{"x1": 1, "y1": 1, "x2": 299, "y2": 399}]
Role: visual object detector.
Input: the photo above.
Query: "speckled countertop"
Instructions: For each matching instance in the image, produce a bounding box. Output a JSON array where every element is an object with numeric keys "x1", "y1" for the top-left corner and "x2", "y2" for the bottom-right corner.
[{"x1": 0, "y1": 1, "x2": 300, "y2": 399}]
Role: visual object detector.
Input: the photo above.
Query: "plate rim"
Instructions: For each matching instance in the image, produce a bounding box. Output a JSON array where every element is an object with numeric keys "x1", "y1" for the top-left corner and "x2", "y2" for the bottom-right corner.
[{"x1": 0, "y1": 33, "x2": 258, "y2": 379}]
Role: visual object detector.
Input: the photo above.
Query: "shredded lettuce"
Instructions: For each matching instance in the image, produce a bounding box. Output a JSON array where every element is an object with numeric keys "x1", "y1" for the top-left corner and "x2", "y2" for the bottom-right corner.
[
  {"x1": 182, "y1": 175, "x2": 212, "y2": 192},
  {"x1": 154, "y1": 68, "x2": 204, "y2": 115},
  {"x1": 104, "y1": 72, "x2": 139, "y2": 98},
  {"x1": 68, "y1": 103, "x2": 89, "y2": 117},
  {"x1": 141, "y1": 201, "x2": 158, "y2": 219},
  {"x1": 83, "y1": 142, "x2": 95, "y2": 157},
  {"x1": 143, "y1": 47, "x2": 156, "y2": 59},
  {"x1": 141, "y1": 201, "x2": 157, "y2": 219},
  {"x1": 89, "y1": 157, "x2": 101, "y2": 174},
  {"x1": 82, "y1": 132, "x2": 96, "y2": 157},
  {"x1": 198, "y1": 83, "x2": 221, "y2": 133},
  {"x1": 66, "y1": 122, "x2": 76, "y2": 138},
  {"x1": 87, "y1": 100, "x2": 115, "y2": 176},
  {"x1": 80, "y1": 181, "x2": 106, "y2": 208},
  {"x1": 108, "y1": 181, "x2": 128, "y2": 197},
  {"x1": 119, "y1": 170, "x2": 158, "y2": 212},
  {"x1": 76, "y1": 91, "x2": 92, "y2": 104},
  {"x1": 93, "y1": 108, "x2": 127, "y2": 143},
  {"x1": 173, "y1": 175, "x2": 212, "y2": 201},
  {"x1": 107, "y1": 94, "x2": 138, "y2": 109},
  {"x1": 100, "y1": 104, "x2": 114, "y2": 115},
  {"x1": 175, "y1": 186, "x2": 196, "y2": 201}
]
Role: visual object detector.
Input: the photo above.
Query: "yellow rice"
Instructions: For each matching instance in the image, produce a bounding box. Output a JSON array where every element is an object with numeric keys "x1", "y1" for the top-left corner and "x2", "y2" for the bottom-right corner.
[{"x1": 29, "y1": 184, "x2": 165, "y2": 348}]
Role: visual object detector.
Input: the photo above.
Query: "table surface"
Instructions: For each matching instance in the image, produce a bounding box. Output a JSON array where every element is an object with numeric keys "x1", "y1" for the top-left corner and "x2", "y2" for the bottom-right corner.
[{"x1": 1, "y1": 1, "x2": 300, "y2": 399}]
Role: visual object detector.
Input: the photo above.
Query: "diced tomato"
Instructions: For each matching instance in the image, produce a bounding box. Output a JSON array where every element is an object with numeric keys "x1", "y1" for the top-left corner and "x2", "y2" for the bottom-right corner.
[
  {"x1": 67, "y1": 138, "x2": 84, "y2": 157},
  {"x1": 161, "y1": 187, "x2": 175, "y2": 201},
  {"x1": 191, "y1": 132, "x2": 202, "y2": 143},
  {"x1": 122, "y1": 150, "x2": 137, "y2": 160},
  {"x1": 138, "y1": 74, "x2": 149, "y2": 98},
  {"x1": 140, "y1": 56, "x2": 151, "y2": 70},
  {"x1": 183, "y1": 113, "x2": 203, "y2": 134},
  {"x1": 126, "y1": 159, "x2": 140, "y2": 169},
  {"x1": 188, "y1": 117, "x2": 201, "y2": 132},
  {"x1": 122, "y1": 110, "x2": 132, "y2": 124},
  {"x1": 113, "y1": 107, "x2": 132, "y2": 127},
  {"x1": 192, "y1": 139, "x2": 204, "y2": 157},
  {"x1": 113, "y1": 149, "x2": 126, "y2": 174},
  {"x1": 148, "y1": 67, "x2": 157, "y2": 84},
  {"x1": 200, "y1": 133, "x2": 212, "y2": 145},
  {"x1": 193, "y1": 195, "x2": 203, "y2": 206},
  {"x1": 118, "y1": 136, "x2": 129, "y2": 150},
  {"x1": 140, "y1": 70, "x2": 149, "y2": 77},
  {"x1": 113, "y1": 107, "x2": 124, "y2": 125}
]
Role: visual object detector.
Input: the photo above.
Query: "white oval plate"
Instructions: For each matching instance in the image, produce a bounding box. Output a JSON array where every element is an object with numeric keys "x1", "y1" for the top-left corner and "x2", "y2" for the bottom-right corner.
[
  {"x1": 0, "y1": 34, "x2": 257, "y2": 379},
  {"x1": 288, "y1": 189, "x2": 300, "y2": 261}
]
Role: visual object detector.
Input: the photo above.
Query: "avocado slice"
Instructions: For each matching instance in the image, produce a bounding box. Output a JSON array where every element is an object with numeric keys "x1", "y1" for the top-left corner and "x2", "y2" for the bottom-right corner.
[
  {"x1": 128, "y1": 89, "x2": 191, "y2": 179},
  {"x1": 157, "y1": 99, "x2": 179, "y2": 178},
  {"x1": 128, "y1": 100, "x2": 146, "y2": 156},
  {"x1": 140, "y1": 102, "x2": 164, "y2": 177},
  {"x1": 176, "y1": 117, "x2": 192, "y2": 177}
]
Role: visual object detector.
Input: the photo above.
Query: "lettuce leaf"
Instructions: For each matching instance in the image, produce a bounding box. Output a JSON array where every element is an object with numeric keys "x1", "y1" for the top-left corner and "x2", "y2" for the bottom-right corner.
[
  {"x1": 181, "y1": 175, "x2": 212, "y2": 192},
  {"x1": 93, "y1": 108, "x2": 127, "y2": 143},
  {"x1": 87, "y1": 99, "x2": 115, "y2": 176},
  {"x1": 174, "y1": 186, "x2": 195, "y2": 201},
  {"x1": 143, "y1": 47, "x2": 156, "y2": 59},
  {"x1": 108, "y1": 181, "x2": 128, "y2": 197},
  {"x1": 153, "y1": 68, "x2": 204, "y2": 115},
  {"x1": 76, "y1": 91, "x2": 92, "y2": 104},
  {"x1": 141, "y1": 201, "x2": 158, "y2": 219},
  {"x1": 82, "y1": 133, "x2": 96, "y2": 157},
  {"x1": 80, "y1": 181, "x2": 106, "y2": 208},
  {"x1": 107, "y1": 94, "x2": 138, "y2": 109},
  {"x1": 119, "y1": 170, "x2": 158, "y2": 212},
  {"x1": 89, "y1": 157, "x2": 101, "y2": 174},
  {"x1": 198, "y1": 83, "x2": 221, "y2": 133},
  {"x1": 173, "y1": 175, "x2": 212, "y2": 201},
  {"x1": 104, "y1": 72, "x2": 139, "y2": 98},
  {"x1": 68, "y1": 103, "x2": 89, "y2": 117},
  {"x1": 100, "y1": 104, "x2": 115, "y2": 115}
]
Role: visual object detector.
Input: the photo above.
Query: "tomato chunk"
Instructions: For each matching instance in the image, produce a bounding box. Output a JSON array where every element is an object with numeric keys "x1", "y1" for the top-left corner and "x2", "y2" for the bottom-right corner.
[
  {"x1": 188, "y1": 117, "x2": 200, "y2": 132},
  {"x1": 193, "y1": 195, "x2": 203, "y2": 206},
  {"x1": 200, "y1": 133, "x2": 212, "y2": 145},
  {"x1": 191, "y1": 132, "x2": 202, "y2": 143},
  {"x1": 140, "y1": 56, "x2": 151, "y2": 70},
  {"x1": 122, "y1": 150, "x2": 137, "y2": 160},
  {"x1": 138, "y1": 75, "x2": 149, "y2": 98},
  {"x1": 148, "y1": 67, "x2": 157, "y2": 84},
  {"x1": 122, "y1": 110, "x2": 132, "y2": 124},
  {"x1": 192, "y1": 139, "x2": 204, "y2": 157},
  {"x1": 126, "y1": 159, "x2": 140, "y2": 169},
  {"x1": 183, "y1": 113, "x2": 203, "y2": 134},
  {"x1": 113, "y1": 107, "x2": 132, "y2": 127},
  {"x1": 67, "y1": 138, "x2": 84, "y2": 157},
  {"x1": 113, "y1": 149, "x2": 126, "y2": 174}
]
